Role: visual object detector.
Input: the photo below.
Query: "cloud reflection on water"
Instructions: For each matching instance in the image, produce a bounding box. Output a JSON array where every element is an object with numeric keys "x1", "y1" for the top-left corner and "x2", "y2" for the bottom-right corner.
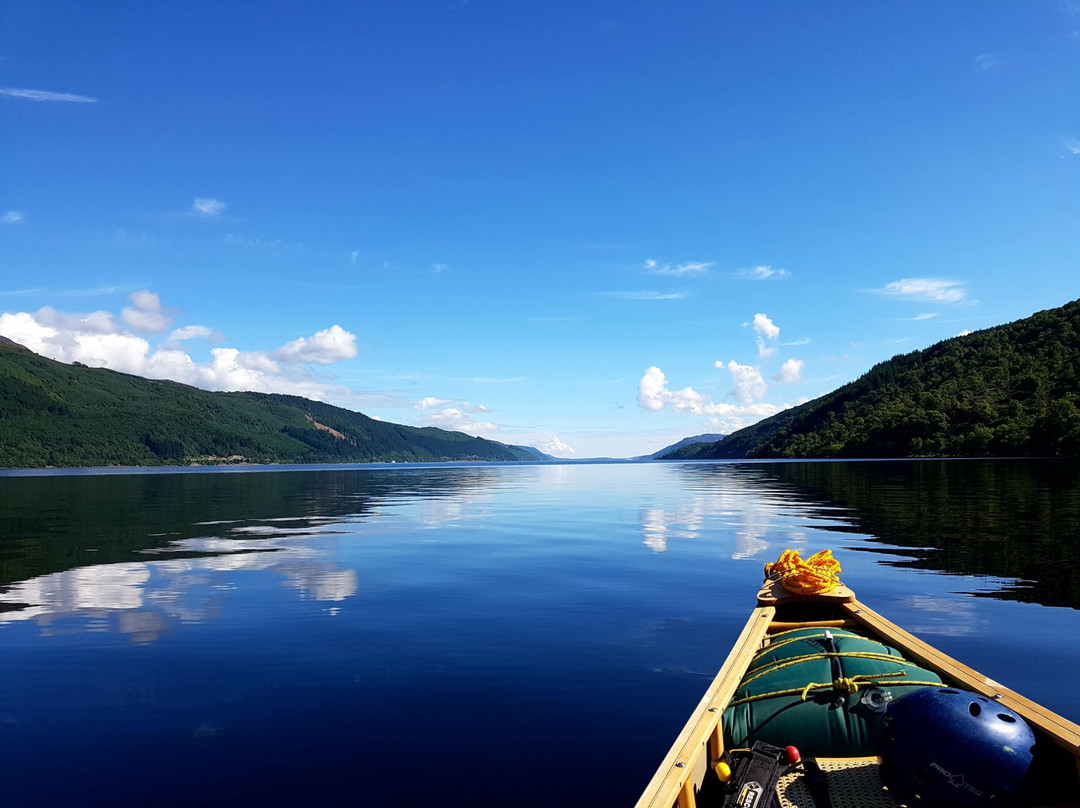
[
  {"x1": 640, "y1": 469, "x2": 816, "y2": 558},
  {"x1": 0, "y1": 520, "x2": 359, "y2": 642}
]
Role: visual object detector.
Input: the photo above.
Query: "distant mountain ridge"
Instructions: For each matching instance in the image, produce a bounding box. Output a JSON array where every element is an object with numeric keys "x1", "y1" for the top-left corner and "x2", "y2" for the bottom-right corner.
[
  {"x1": 644, "y1": 433, "x2": 727, "y2": 460},
  {"x1": 0, "y1": 340, "x2": 536, "y2": 468},
  {"x1": 511, "y1": 445, "x2": 558, "y2": 461},
  {"x1": 667, "y1": 299, "x2": 1080, "y2": 460}
]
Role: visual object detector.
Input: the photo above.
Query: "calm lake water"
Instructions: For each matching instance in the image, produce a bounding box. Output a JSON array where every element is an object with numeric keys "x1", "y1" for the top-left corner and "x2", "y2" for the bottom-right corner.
[{"x1": 1, "y1": 459, "x2": 1078, "y2": 806}]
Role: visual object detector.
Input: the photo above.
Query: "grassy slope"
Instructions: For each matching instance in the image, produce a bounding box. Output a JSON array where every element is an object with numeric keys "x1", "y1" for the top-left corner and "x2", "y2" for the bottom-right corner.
[
  {"x1": 669, "y1": 298, "x2": 1080, "y2": 460},
  {"x1": 0, "y1": 342, "x2": 533, "y2": 467}
]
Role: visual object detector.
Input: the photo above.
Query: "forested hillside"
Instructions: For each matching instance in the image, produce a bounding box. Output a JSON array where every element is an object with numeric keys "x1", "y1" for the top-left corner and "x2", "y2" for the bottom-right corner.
[
  {"x1": 670, "y1": 298, "x2": 1080, "y2": 460},
  {"x1": 0, "y1": 340, "x2": 533, "y2": 467}
]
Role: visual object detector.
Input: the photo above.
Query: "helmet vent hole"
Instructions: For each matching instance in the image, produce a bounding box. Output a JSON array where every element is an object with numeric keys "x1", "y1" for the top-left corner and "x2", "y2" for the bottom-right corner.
[
  {"x1": 969, "y1": 702, "x2": 982, "y2": 717},
  {"x1": 998, "y1": 713, "x2": 1017, "y2": 723}
]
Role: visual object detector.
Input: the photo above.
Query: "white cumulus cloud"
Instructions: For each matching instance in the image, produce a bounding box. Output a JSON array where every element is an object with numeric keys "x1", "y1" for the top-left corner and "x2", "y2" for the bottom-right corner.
[
  {"x1": 724, "y1": 360, "x2": 768, "y2": 404},
  {"x1": 415, "y1": 397, "x2": 453, "y2": 410},
  {"x1": 419, "y1": 407, "x2": 497, "y2": 435},
  {"x1": 638, "y1": 366, "x2": 702, "y2": 412},
  {"x1": 271, "y1": 325, "x2": 358, "y2": 365},
  {"x1": 772, "y1": 358, "x2": 804, "y2": 384},
  {"x1": 751, "y1": 313, "x2": 780, "y2": 358},
  {"x1": 752, "y1": 313, "x2": 780, "y2": 340},
  {"x1": 121, "y1": 290, "x2": 174, "y2": 333},
  {"x1": 536, "y1": 435, "x2": 576, "y2": 456},
  {"x1": 638, "y1": 366, "x2": 785, "y2": 433},
  {"x1": 0, "y1": 296, "x2": 366, "y2": 404},
  {"x1": 35, "y1": 306, "x2": 117, "y2": 334}
]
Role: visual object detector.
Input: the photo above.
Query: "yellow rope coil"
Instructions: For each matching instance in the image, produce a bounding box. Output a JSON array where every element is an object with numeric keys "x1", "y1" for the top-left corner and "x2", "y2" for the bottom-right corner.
[{"x1": 764, "y1": 548, "x2": 842, "y2": 595}]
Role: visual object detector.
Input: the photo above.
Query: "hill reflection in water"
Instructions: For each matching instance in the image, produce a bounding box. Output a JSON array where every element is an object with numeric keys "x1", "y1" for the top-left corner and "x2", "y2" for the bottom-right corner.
[{"x1": 676, "y1": 459, "x2": 1080, "y2": 609}]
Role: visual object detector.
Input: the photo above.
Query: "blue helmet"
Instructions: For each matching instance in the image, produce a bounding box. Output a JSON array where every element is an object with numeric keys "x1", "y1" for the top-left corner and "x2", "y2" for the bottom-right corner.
[{"x1": 879, "y1": 687, "x2": 1036, "y2": 807}]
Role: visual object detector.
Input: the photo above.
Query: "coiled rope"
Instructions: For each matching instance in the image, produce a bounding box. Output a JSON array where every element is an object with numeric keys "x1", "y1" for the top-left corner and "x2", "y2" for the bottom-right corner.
[{"x1": 764, "y1": 548, "x2": 842, "y2": 595}]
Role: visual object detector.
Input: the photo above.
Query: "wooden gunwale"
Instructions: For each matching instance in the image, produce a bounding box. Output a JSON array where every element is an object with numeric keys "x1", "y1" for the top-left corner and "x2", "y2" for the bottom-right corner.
[
  {"x1": 635, "y1": 586, "x2": 1080, "y2": 808},
  {"x1": 842, "y1": 599, "x2": 1080, "y2": 756},
  {"x1": 632, "y1": 604, "x2": 775, "y2": 808}
]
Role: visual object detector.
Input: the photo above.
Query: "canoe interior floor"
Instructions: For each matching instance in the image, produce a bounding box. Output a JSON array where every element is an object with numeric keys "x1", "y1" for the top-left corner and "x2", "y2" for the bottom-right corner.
[
  {"x1": 696, "y1": 758, "x2": 1080, "y2": 808},
  {"x1": 693, "y1": 757, "x2": 900, "y2": 808},
  {"x1": 777, "y1": 758, "x2": 898, "y2": 808}
]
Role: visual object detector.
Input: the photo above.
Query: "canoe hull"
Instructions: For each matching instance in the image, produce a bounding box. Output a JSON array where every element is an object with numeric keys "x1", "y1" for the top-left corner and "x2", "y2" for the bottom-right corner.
[{"x1": 635, "y1": 589, "x2": 1080, "y2": 808}]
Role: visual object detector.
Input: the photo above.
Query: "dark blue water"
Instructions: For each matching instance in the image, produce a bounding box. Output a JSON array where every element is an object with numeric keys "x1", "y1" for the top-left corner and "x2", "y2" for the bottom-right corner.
[{"x1": 1, "y1": 460, "x2": 1077, "y2": 806}]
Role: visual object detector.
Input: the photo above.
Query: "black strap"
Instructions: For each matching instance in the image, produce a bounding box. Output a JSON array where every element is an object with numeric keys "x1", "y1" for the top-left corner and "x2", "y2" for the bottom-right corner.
[{"x1": 803, "y1": 758, "x2": 833, "y2": 808}]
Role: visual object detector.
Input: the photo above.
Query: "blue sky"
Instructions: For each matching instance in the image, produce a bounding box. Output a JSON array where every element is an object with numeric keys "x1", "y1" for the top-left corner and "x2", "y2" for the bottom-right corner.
[{"x1": 2, "y1": 1, "x2": 1078, "y2": 458}]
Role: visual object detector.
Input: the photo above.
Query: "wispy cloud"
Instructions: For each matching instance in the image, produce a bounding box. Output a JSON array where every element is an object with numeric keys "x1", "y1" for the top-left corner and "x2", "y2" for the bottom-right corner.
[
  {"x1": 643, "y1": 259, "x2": 713, "y2": 277},
  {"x1": 193, "y1": 198, "x2": 226, "y2": 217},
  {"x1": 167, "y1": 325, "x2": 222, "y2": 344},
  {"x1": 55, "y1": 285, "x2": 133, "y2": 298},
  {"x1": 0, "y1": 284, "x2": 131, "y2": 299},
  {"x1": 872, "y1": 277, "x2": 969, "y2": 304},
  {"x1": 453, "y1": 376, "x2": 527, "y2": 384},
  {"x1": 2, "y1": 210, "x2": 24, "y2": 225},
  {"x1": 974, "y1": 52, "x2": 1014, "y2": 71},
  {"x1": 80, "y1": 228, "x2": 159, "y2": 247},
  {"x1": 0, "y1": 87, "x2": 97, "y2": 103},
  {"x1": 0, "y1": 287, "x2": 48, "y2": 297},
  {"x1": 224, "y1": 233, "x2": 295, "y2": 253},
  {"x1": 609, "y1": 290, "x2": 688, "y2": 301},
  {"x1": 902, "y1": 312, "x2": 938, "y2": 321},
  {"x1": 733, "y1": 265, "x2": 790, "y2": 281}
]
